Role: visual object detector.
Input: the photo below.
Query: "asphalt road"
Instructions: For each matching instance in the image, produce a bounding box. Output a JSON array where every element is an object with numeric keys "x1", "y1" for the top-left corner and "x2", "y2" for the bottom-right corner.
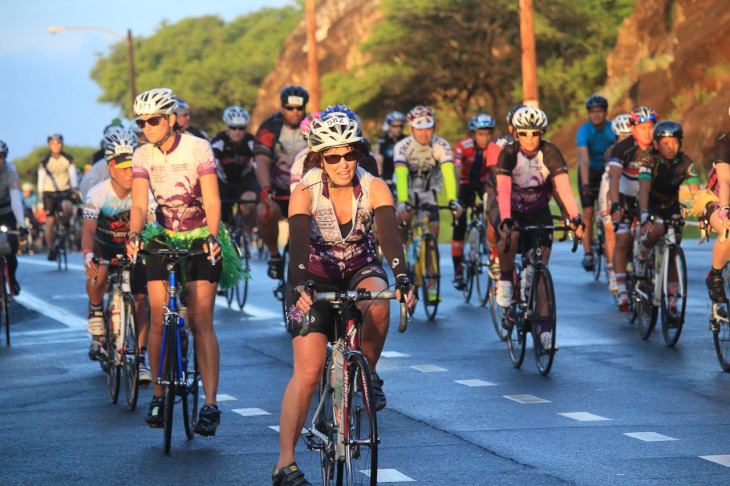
[{"x1": 2, "y1": 239, "x2": 730, "y2": 485}]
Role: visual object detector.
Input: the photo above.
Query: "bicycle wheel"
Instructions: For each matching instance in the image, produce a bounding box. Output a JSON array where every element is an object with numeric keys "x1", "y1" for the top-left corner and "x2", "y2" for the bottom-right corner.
[
  {"x1": 405, "y1": 243, "x2": 417, "y2": 317},
  {"x1": 626, "y1": 270, "x2": 638, "y2": 324},
  {"x1": 163, "y1": 316, "x2": 176, "y2": 455},
  {"x1": 507, "y1": 308, "x2": 527, "y2": 368},
  {"x1": 121, "y1": 295, "x2": 139, "y2": 411},
  {"x1": 636, "y1": 267, "x2": 658, "y2": 340},
  {"x1": 421, "y1": 233, "x2": 440, "y2": 320},
  {"x1": 105, "y1": 315, "x2": 120, "y2": 404},
  {"x1": 591, "y1": 237, "x2": 603, "y2": 281},
  {"x1": 279, "y1": 245, "x2": 289, "y2": 324},
  {"x1": 475, "y1": 231, "x2": 491, "y2": 307},
  {"x1": 531, "y1": 267, "x2": 557, "y2": 376},
  {"x1": 343, "y1": 353, "x2": 377, "y2": 486},
  {"x1": 461, "y1": 227, "x2": 475, "y2": 303},
  {"x1": 182, "y1": 323, "x2": 199, "y2": 440},
  {"x1": 1, "y1": 261, "x2": 9, "y2": 346},
  {"x1": 661, "y1": 246, "x2": 687, "y2": 347},
  {"x1": 236, "y1": 234, "x2": 249, "y2": 310},
  {"x1": 317, "y1": 352, "x2": 340, "y2": 486}
]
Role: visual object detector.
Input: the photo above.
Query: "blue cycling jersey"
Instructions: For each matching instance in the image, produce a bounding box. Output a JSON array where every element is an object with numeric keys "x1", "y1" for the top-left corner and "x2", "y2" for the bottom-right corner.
[{"x1": 577, "y1": 121, "x2": 616, "y2": 170}]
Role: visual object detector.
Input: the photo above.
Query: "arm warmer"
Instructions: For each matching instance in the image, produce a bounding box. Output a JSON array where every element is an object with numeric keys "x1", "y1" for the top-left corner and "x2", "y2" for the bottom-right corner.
[
  {"x1": 288, "y1": 213, "x2": 311, "y2": 287},
  {"x1": 10, "y1": 189, "x2": 25, "y2": 227},
  {"x1": 553, "y1": 173, "x2": 579, "y2": 219},
  {"x1": 395, "y1": 165, "x2": 409, "y2": 203},
  {"x1": 37, "y1": 166, "x2": 46, "y2": 195},
  {"x1": 374, "y1": 205, "x2": 408, "y2": 278},
  {"x1": 496, "y1": 174, "x2": 512, "y2": 221},
  {"x1": 69, "y1": 163, "x2": 78, "y2": 190},
  {"x1": 441, "y1": 161, "x2": 457, "y2": 201}
]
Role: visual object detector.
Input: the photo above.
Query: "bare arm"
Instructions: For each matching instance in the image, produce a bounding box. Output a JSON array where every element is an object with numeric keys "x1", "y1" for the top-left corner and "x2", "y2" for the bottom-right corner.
[
  {"x1": 638, "y1": 179, "x2": 650, "y2": 214},
  {"x1": 577, "y1": 147, "x2": 590, "y2": 187},
  {"x1": 81, "y1": 219, "x2": 98, "y2": 255},
  {"x1": 129, "y1": 178, "x2": 150, "y2": 235},
  {"x1": 255, "y1": 154, "x2": 273, "y2": 193}
]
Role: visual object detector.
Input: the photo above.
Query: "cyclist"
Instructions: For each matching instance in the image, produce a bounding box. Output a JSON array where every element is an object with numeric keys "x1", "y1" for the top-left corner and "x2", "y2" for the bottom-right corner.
[
  {"x1": 80, "y1": 127, "x2": 138, "y2": 199},
  {"x1": 394, "y1": 105, "x2": 462, "y2": 300},
  {"x1": 495, "y1": 106, "x2": 583, "y2": 349},
  {"x1": 273, "y1": 110, "x2": 416, "y2": 486},
  {"x1": 87, "y1": 120, "x2": 124, "y2": 170},
  {"x1": 38, "y1": 133, "x2": 78, "y2": 261},
  {"x1": 598, "y1": 114, "x2": 632, "y2": 295},
  {"x1": 82, "y1": 141, "x2": 155, "y2": 386},
  {"x1": 577, "y1": 95, "x2": 616, "y2": 271},
  {"x1": 211, "y1": 106, "x2": 259, "y2": 234},
  {"x1": 635, "y1": 120, "x2": 699, "y2": 320},
  {"x1": 174, "y1": 97, "x2": 208, "y2": 139},
  {"x1": 0, "y1": 140, "x2": 28, "y2": 294},
  {"x1": 374, "y1": 111, "x2": 407, "y2": 195},
  {"x1": 126, "y1": 88, "x2": 243, "y2": 436},
  {"x1": 254, "y1": 85, "x2": 309, "y2": 281},
  {"x1": 288, "y1": 112, "x2": 322, "y2": 192},
  {"x1": 608, "y1": 106, "x2": 657, "y2": 310},
  {"x1": 452, "y1": 113, "x2": 495, "y2": 290}
]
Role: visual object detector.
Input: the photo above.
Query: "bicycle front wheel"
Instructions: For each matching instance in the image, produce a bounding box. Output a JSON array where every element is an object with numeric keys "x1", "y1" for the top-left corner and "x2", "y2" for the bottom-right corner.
[
  {"x1": 163, "y1": 317, "x2": 177, "y2": 455},
  {"x1": 507, "y1": 309, "x2": 526, "y2": 368},
  {"x1": 121, "y1": 295, "x2": 139, "y2": 411},
  {"x1": 421, "y1": 233, "x2": 440, "y2": 321},
  {"x1": 236, "y1": 234, "x2": 250, "y2": 310},
  {"x1": 182, "y1": 323, "x2": 199, "y2": 440},
  {"x1": 462, "y1": 229, "x2": 475, "y2": 303},
  {"x1": 105, "y1": 317, "x2": 120, "y2": 404},
  {"x1": 343, "y1": 354, "x2": 377, "y2": 486},
  {"x1": 531, "y1": 267, "x2": 557, "y2": 376},
  {"x1": 637, "y1": 268, "x2": 658, "y2": 340},
  {"x1": 317, "y1": 352, "x2": 340, "y2": 485},
  {"x1": 1, "y1": 261, "x2": 9, "y2": 346},
  {"x1": 661, "y1": 246, "x2": 687, "y2": 347},
  {"x1": 475, "y1": 230, "x2": 491, "y2": 307},
  {"x1": 591, "y1": 237, "x2": 603, "y2": 281}
]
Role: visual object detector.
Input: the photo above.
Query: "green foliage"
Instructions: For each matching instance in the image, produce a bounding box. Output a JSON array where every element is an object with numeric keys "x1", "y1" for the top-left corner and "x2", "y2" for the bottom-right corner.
[
  {"x1": 12, "y1": 146, "x2": 96, "y2": 186},
  {"x1": 91, "y1": 5, "x2": 303, "y2": 131}
]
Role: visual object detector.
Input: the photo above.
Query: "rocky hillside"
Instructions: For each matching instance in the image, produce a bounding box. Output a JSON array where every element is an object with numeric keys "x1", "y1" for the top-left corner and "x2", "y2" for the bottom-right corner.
[
  {"x1": 250, "y1": 0, "x2": 382, "y2": 127},
  {"x1": 552, "y1": 0, "x2": 730, "y2": 171}
]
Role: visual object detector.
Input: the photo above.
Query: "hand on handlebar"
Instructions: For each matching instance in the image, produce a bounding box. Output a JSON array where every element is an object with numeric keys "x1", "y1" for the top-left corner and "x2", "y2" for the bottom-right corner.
[
  {"x1": 569, "y1": 215, "x2": 585, "y2": 240},
  {"x1": 203, "y1": 235, "x2": 222, "y2": 265},
  {"x1": 395, "y1": 275, "x2": 417, "y2": 310},
  {"x1": 640, "y1": 211, "x2": 654, "y2": 234},
  {"x1": 448, "y1": 200, "x2": 463, "y2": 219},
  {"x1": 125, "y1": 233, "x2": 144, "y2": 263},
  {"x1": 83, "y1": 251, "x2": 99, "y2": 280},
  {"x1": 396, "y1": 202, "x2": 410, "y2": 222}
]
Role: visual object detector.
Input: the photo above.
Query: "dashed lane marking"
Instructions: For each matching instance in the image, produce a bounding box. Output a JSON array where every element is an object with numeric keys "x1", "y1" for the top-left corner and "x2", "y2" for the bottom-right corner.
[
  {"x1": 232, "y1": 408, "x2": 270, "y2": 417},
  {"x1": 15, "y1": 292, "x2": 86, "y2": 329},
  {"x1": 558, "y1": 412, "x2": 611, "y2": 422},
  {"x1": 410, "y1": 364, "x2": 447, "y2": 373},
  {"x1": 213, "y1": 295, "x2": 281, "y2": 319},
  {"x1": 503, "y1": 394, "x2": 550, "y2": 404},
  {"x1": 362, "y1": 469, "x2": 415, "y2": 482},
  {"x1": 381, "y1": 351, "x2": 411, "y2": 358},
  {"x1": 268, "y1": 426, "x2": 307, "y2": 433},
  {"x1": 623, "y1": 432, "x2": 678, "y2": 442},
  {"x1": 699, "y1": 455, "x2": 730, "y2": 467},
  {"x1": 455, "y1": 379, "x2": 496, "y2": 387}
]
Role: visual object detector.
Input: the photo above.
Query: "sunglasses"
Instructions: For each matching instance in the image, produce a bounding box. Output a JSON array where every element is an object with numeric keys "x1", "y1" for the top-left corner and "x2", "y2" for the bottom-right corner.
[
  {"x1": 228, "y1": 126, "x2": 246, "y2": 131},
  {"x1": 633, "y1": 114, "x2": 656, "y2": 124},
  {"x1": 517, "y1": 130, "x2": 543, "y2": 138},
  {"x1": 324, "y1": 151, "x2": 358, "y2": 165},
  {"x1": 283, "y1": 105, "x2": 305, "y2": 112},
  {"x1": 135, "y1": 116, "x2": 165, "y2": 129},
  {"x1": 390, "y1": 124, "x2": 404, "y2": 128}
]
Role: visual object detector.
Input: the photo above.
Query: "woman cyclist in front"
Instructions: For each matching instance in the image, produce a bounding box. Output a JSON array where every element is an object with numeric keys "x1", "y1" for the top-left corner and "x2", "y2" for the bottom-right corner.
[{"x1": 271, "y1": 109, "x2": 416, "y2": 486}]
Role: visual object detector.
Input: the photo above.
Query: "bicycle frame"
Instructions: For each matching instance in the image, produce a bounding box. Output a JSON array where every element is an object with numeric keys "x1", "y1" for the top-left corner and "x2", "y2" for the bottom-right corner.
[{"x1": 157, "y1": 267, "x2": 187, "y2": 388}]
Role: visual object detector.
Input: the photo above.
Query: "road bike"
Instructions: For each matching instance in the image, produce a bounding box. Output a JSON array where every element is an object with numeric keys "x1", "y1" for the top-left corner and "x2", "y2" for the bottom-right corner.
[
  {"x1": 591, "y1": 222, "x2": 605, "y2": 282},
  {"x1": 52, "y1": 206, "x2": 69, "y2": 271},
  {"x1": 0, "y1": 226, "x2": 16, "y2": 346},
  {"x1": 461, "y1": 202, "x2": 492, "y2": 305},
  {"x1": 711, "y1": 257, "x2": 730, "y2": 371},
  {"x1": 95, "y1": 255, "x2": 140, "y2": 410},
  {"x1": 301, "y1": 281, "x2": 409, "y2": 486},
  {"x1": 501, "y1": 219, "x2": 579, "y2": 376},
  {"x1": 223, "y1": 198, "x2": 255, "y2": 311},
  {"x1": 139, "y1": 246, "x2": 204, "y2": 455}
]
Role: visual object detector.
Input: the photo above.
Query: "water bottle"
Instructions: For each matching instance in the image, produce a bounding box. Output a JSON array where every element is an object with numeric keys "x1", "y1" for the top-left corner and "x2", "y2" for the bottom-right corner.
[
  {"x1": 332, "y1": 339, "x2": 346, "y2": 404},
  {"x1": 520, "y1": 265, "x2": 534, "y2": 301},
  {"x1": 121, "y1": 269, "x2": 131, "y2": 293}
]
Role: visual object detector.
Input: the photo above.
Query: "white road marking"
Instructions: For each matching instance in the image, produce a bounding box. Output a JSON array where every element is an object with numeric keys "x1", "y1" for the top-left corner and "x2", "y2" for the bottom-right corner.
[
  {"x1": 455, "y1": 379, "x2": 496, "y2": 387},
  {"x1": 623, "y1": 432, "x2": 678, "y2": 442},
  {"x1": 503, "y1": 394, "x2": 550, "y2": 404},
  {"x1": 232, "y1": 407, "x2": 270, "y2": 417},
  {"x1": 51, "y1": 293, "x2": 88, "y2": 300},
  {"x1": 15, "y1": 292, "x2": 86, "y2": 329},
  {"x1": 268, "y1": 425, "x2": 307, "y2": 433},
  {"x1": 410, "y1": 364, "x2": 447, "y2": 373},
  {"x1": 201, "y1": 394, "x2": 237, "y2": 402},
  {"x1": 381, "y1": 351, "x2": 411, "y2": 358},
  {"x1": 361, "y1": 469, "x2": 415, "y2": 482},
  {"x1": 558, "y1": 412, "x2": 611, "y2": 422},
  {"x1": 699, "y1": 455, "x2": 730, "y2": 467}
]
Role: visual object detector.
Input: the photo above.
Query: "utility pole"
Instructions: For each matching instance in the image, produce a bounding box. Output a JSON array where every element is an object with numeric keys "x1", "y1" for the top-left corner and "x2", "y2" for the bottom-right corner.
[
  {"x1": 306, "y1": 0, "x2": 321, "y2": 111},
  {"x1": 519, "y1": 0, "x2": 539, "y2": 107}
]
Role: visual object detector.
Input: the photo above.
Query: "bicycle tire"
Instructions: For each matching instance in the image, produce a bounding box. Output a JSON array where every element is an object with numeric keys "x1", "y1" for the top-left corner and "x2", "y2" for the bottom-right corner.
[
  {"x1": 182, "y1": 322, "x2": 198, "y2": 440},
  {"x1": 1, "y1": 260, "x2": 9, "y2": 346},
  {"x1": 475, "y1": 231, "x2": 491, "y2": 307},
  {"x1": 121, "y1": 295, "x2": 139, "y2": 411},
  {"x1": 591, "y1": 237, "x2": 602, "y2": 281},
  {"x1": 661, "y1": 246, "x2": 687, "y2": 347},
  {"x1": 637, "y1": 266, "x2": 658, "y2": 340},
  {"x1": 105, "y1": 314, "x2": 120, "y2": 404},
  {"x1": 343, "y1": 353, "x2": 377, "y2": 486},
  {"x1": 421, "y1": 233, "x2": 440, "y2": 320},
  {"x1": 626, "y1": 269, "x2": 638, "y2": 324},
  {"x1": 225, "y1": 235, "x2": 240, "y2": 307},
  {"x1": 531, "y1": 267, "x2": 557, "y2": 376},
  {"x1": 405, "y1": 244, "x2": 417, "y2": 317},
  {"x1": 163, "y1": 316, "x2": 176, "y2": 455},
  {"x1": 236, "y1": 233, "x2": 249, "y2": 310},
  {"x1": 507, "y1": 309, "x2": 527, "y2": 368},
  {"x1": 490, "y1": 266, "x2": 510, "y2": 342},
  {"x1": 461, "y1": 227, "x2": 475, "y2": 303}
]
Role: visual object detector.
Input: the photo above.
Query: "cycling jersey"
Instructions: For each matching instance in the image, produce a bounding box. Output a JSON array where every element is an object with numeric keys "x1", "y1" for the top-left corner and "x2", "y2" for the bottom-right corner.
[
  {"x1": 254, "y1": 113, "x2": 307, "y2": 193},
  {"x1": 38, "y1": 152, "x2": 78, "y2": 193},
  {"x1": 0, "y1": 163, "x2": 23, "y2": 225},
  {"x1": 374, "y1": 132, "x2": 406, "y2": 182},
  {"x1": 393, "y1": 135, "x2": 452, "y2": 197},
  {"x1": 608, "y1": 136, "x2": 652, "y2": 197},
  {"x1": 495, "y1": 139, "x2": 568, "y2": 213},
  {"x1": 132, "y1": 133, "x2": 216, "y2": 232},
  {"x1": 80, "y1": 158, "x2": 109, "y2": 199},
  {"x1": 639, "y1": 152, "x2": 699, "y2": 210},
  {"x1": 210, "y1": 131, "x2": 256, "y2": 184},
  {"x1": 183, "y1": 126, "x2": 208, "y2": 140},
  {"x1": 577, "y1": 121, "x2": 616, "y2": 171},
  {"x1": 454, "y1": 137, "x2": 488, "y2": 185}
]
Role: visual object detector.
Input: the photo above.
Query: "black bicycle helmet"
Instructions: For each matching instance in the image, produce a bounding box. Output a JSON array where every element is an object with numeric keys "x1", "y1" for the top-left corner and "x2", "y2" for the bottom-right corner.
[
  {"x1": 280, "y1": 85, "x2": 309, "y2": 106},
  {"x1": 585, "y1": 95, "x2": 608, "y2": 110},
  {"x1": 653, "y1": 120, "x2": 683, "y2": 141}
]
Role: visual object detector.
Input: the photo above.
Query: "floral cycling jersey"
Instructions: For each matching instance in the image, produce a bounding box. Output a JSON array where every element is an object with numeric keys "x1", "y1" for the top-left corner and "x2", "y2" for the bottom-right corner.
[
  {"x1": 639, "y1": 151, "x2": 699, "y2": 210},
  {"x1": 132, "y1": 133, "x2": 216, "y2": 232},
  {"x1": 495, "y1": 139, "x2": 569, "y2": 214},
  {"x1": 393, "y1": 135, "x2": 452, "y2": 197}
]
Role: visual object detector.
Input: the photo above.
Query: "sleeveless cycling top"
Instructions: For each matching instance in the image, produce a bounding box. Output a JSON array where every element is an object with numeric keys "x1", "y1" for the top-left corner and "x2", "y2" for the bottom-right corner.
[{"x1": 301, "y1": 166, "x2": 378, "y2": 280}]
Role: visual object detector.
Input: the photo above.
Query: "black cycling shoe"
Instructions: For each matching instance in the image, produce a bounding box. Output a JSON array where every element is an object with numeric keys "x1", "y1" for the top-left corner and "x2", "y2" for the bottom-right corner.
[
  {"x1": 581, "y1": 254, "x2": 594, "y2": 272},
  {"x1": 267, "y1": 256, "x2": 285, "y2": 280},
  {"x1": 194, "y1": 403, "x2": 221, "y2": 437},
  {"x1": 370, "y1": 371, "x2": 386, "y2": 411},
  {"x1": 11, "y1": 279, "x2": 20, "y2": 296},
  {"x1": 272, "y1": 462, "x2": 311, "y2": 486},
  {"x1": 47, "y1": 249, "x2": 57, "y2": 261},
  {"x1": 453, "y1": 275, "x2": 466, "y2": 290},
  {"x1": 707, "y1": 271, "x2": 728, "y2": 305},
  {"x1": 145, "y1": 395, "x2": 164, "y2": 428}
]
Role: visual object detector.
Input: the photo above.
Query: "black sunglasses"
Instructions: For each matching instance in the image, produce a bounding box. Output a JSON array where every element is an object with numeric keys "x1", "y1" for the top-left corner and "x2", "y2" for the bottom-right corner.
[
  {"x1": 283, "y1": 105, "x2": 305, "y2": 112},
  {"x1": 135, "y1": 115, "x2": 165, "y2": 129},
  {"x1": 324, "y1": 151, "x2": 358, "y2": 165},
  {"x1": 228, "y1": 126, "x2": 246, "y2": 131}
]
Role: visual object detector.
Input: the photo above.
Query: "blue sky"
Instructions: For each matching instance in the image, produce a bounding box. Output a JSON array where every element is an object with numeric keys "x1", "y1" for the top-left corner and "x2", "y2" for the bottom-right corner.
[{"x1": 0, "y1": 0, "x2": 293, "y2": 161}]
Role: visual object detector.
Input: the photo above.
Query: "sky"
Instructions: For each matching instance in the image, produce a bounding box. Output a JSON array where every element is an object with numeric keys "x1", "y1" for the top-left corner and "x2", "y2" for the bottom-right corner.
[{"x1": 0, "y1": 0, "x2": 293, "y2": 161}]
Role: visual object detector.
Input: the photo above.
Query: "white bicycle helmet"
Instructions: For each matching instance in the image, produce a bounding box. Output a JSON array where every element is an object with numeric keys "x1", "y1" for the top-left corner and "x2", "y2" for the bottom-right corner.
[
  {"x1": 611, "y1": 114, "x2": 632, "y2": 136},
  {"x1": 308, "y1": 112, "x2": 363, "y2": 152},
  {"x1": 133, "y1": 88, "x2": 178, "y2": 116},
  {"x1": 511, "y1": 106, "x2": 548, "y2": 131},
  {"x1": 21, "y1": 182, "x2": 34, "y2": 192},
  {"x1": 222, "y1": 106, "x2": 251, "y2": 128},
  {"x1": 0, "y1": 140, "x2": 7, "y2": 155},
  {"x1": 104, "y1": 128, "x2": 138, "y2": 161},
  {"x1": 407, "y1": 105, "x2": 435, "y2": 129},
  {"x1": 383, "y1": 110, "x2": 406, "y2": 130}
]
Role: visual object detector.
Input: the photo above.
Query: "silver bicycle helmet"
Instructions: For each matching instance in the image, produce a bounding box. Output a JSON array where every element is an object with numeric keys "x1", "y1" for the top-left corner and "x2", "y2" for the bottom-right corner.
[
  {"x1": 308, "y1": 112, "x2": 363, "y2": 152},
  {"x1": 222, "y1": 106, "x2": 251, "y2": 128},
  {"x1": 611, "y1": 114, "x2": 632, "y2": 137},
  {"x1": 511, "y1": 106, "x2": 548, "y2": 131}
]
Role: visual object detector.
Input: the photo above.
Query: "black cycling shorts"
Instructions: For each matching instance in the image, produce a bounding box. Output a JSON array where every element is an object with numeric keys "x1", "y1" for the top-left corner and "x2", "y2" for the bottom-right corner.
[
  {"x1": 220, "y1": 175, "x2": 260, "y2": 225},
  {"x1": 580, "y1": 168, "x2": 604, "y2": 208},
  {"x1": 43, "y1": 190, "x2": 73, "y2": 214},
  {"x1": 143, "y1": 236, "x2": 221, "y2": 284},
  {"x1": 95, "y1": 242, "x2": 147, "y2": 295},
  {"x1": 513, "y1": 207, "x2": 554, "y2": 251}
]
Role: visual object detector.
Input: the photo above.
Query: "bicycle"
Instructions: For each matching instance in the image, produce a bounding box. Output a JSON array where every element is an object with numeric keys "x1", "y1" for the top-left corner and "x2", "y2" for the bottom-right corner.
[
  {"x1": 222, "y1": 197, "x2": 255, "y2": 311},
  {"x1": 633, "y1": 216, "x2": 688, "y2": 346},
  {"x1": 461, "y1": 202, "x2": 491, "y2": 305},
  {"x1": 301, "y1": 281, "x2": 409, "y2": 486},
  {"x1": 0, "y1": 226, "x2": 16, "y2": 346},
  {"x1": 591, "y1": 222, "x2": 605, "y2": 282},
  {"x1": 51, "y1": 204, "x2": 69, "y2": 271},
  {"x1": 711, "y1": 254, "x2": 730, "y2": 371},
  {"x1": 138, "y1": 246, "x2": 204, "y2": 455},
  {"x1": 501, "y1": 219, "x2": 579, "y2": 376},
  {"x1": 402, "y1": 202, "x2": 454, "y2": 321},
  {"x1": 94, "y1": 255, "x2": 140, "y2": 410}
]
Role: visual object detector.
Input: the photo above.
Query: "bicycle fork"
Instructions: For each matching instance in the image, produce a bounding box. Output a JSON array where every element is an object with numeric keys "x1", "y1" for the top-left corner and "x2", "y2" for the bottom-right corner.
[{"x1": 157, "y1": 308, "x2": 186, "y2": 387}]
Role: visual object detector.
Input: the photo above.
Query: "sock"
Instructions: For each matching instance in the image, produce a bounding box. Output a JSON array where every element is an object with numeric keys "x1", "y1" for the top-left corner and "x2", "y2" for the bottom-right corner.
[
  {"x1": 616, "y1": 273, "x2": 626, "y2": 295},
  {"x1": 500, "y1": 270, "x2": 513, "y2": 282}
]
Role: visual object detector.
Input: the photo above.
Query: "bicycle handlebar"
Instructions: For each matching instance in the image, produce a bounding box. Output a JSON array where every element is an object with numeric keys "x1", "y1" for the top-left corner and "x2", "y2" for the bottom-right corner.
[{"x1": 504, "y1": 224, "x2": 580, "y2": 253}]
